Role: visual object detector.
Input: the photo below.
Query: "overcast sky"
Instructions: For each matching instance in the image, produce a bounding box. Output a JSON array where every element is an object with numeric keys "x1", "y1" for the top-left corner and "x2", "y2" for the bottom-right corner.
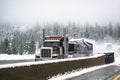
[{"x1": 0, "y1": 0, "x2": 120, "y2": 25}]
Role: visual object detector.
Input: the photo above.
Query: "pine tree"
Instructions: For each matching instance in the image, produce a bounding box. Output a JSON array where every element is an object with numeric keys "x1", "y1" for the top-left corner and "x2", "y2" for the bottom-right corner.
[
  {"x1": 0, "y1": 38, "x2": 9, "y2": 53},
  {"x1": 11, "y1": 39, "x2": 18, "y2": 54},
  {"x1": 28, "y1": 36, "x2": 35, "y2": 54}
]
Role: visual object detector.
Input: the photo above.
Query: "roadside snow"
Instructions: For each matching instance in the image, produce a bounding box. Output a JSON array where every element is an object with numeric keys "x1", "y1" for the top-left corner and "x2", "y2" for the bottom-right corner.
[
  {"x1": 115, "y1": 56, "x2": 120, "y2": 65},
  {"x1": 0, "y1": 54, "x2": 35, "y2": 60}
]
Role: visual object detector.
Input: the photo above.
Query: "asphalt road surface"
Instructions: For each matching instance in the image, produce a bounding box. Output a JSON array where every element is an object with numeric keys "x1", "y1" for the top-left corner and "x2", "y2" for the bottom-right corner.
[
  {"x1": 69, "y1": 65, "x2": 120, "y2": 80},
  {"x1": 0, "y1": 59, "x2": 35, "y2": 65}
]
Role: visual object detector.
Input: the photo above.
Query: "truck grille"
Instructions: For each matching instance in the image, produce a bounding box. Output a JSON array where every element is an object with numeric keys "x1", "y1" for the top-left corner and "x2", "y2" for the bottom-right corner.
[{"x1": 40, "y1": 47, "x2": 52, "y2": 58}]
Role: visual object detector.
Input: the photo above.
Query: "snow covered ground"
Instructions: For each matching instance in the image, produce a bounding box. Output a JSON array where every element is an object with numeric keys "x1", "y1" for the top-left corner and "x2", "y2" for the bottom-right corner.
[{"x1": 0, "y1": 54, "x2": 35, "y2": 60}]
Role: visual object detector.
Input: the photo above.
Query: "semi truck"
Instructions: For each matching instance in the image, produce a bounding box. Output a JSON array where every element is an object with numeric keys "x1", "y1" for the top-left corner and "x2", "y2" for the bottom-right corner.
[{"x1": 35, "y1": 35, "x2": 68, "y2": 61}]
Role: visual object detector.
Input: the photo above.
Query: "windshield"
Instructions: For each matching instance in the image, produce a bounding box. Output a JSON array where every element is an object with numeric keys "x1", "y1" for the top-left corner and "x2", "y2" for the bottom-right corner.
[{"x1": 44, "y1": 42, "x2": 60, "y2": 47}]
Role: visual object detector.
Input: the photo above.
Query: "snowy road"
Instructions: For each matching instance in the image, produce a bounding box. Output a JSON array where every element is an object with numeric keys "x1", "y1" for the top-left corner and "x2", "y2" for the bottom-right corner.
[
  {"x1": 69, "y1": 65, "x2": 120, "y2": 80},
  {"x1": 0, "y1": 59, "x2": 35, "y2": 65}
]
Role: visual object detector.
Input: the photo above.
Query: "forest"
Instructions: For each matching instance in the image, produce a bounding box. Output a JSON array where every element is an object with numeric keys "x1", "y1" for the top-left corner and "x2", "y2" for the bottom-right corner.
[{"x1": 0, "y1": 22, "x2": 120, "y2": 54}]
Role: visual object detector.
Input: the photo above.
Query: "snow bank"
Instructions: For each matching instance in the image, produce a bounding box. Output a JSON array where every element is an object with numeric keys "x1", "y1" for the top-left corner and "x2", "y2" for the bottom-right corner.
[
  {"x1": 0, "y1": 54, "x2": 104, "y2": 69},
  {"x1": 115, "y1": 56, "x2": 120, "y2": 65},
  {"x1": 0, "y1": 54, "x2": 35, "y2": 60}
]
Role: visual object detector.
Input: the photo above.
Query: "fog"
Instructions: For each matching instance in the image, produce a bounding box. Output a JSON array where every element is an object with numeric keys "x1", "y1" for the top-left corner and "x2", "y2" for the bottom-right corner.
[{"x1": 0, "y1": 0, "x2": 120, "y2": 25}]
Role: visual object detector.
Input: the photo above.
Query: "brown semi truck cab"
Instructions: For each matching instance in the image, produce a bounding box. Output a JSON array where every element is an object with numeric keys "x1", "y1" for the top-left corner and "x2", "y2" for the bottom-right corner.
[{"x1": 35, "y1": 35, "x2": 68, "y2": 61}]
